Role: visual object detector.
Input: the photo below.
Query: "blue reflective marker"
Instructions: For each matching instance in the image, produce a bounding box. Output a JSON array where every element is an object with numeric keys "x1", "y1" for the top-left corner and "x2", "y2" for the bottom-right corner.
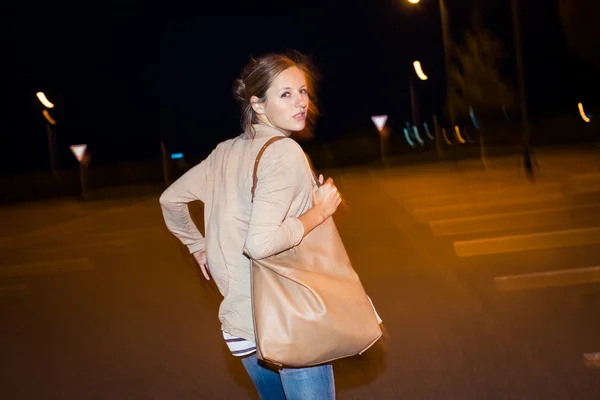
[
  {"x1": 413, "y1": 126, "x2": 424, "y2": 146},
  {"x1": 171, "y1": 153, "x2": 184, "y2": 160},
  {"x1": 587, "y1": 113, "x2": 593, "y2": 120},
  {"x1": 403, "y1": 128, "x2": 415, "y2": 148},
  {"x1": 424, "y1": 123, "x2": 434, "y2": 140},
  {"x1": 469, "y1": 106, "x2": 480, "y2": 129}
]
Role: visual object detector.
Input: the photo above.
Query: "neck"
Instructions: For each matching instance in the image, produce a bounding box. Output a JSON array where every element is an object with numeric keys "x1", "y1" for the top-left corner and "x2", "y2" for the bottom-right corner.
[{"x1": 256, "y1": 119, "x2": 291, "y2": 137}]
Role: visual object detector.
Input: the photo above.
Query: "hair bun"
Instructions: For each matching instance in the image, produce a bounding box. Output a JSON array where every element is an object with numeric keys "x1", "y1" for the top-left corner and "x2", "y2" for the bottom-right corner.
[{"x1": 232, "y1": 78, "x2": 247, "y2": 105}]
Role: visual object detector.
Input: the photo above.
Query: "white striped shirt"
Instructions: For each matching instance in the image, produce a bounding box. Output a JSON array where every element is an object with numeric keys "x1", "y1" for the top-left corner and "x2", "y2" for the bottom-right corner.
[{"x1": 223, "y1": 331, "x2": 256, "y2": 357}]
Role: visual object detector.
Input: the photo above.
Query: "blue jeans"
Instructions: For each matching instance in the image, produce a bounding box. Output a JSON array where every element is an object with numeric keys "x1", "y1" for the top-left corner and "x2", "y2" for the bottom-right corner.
[{"x1": 241, "y1": 353, "x2": 335, "y2": 400}]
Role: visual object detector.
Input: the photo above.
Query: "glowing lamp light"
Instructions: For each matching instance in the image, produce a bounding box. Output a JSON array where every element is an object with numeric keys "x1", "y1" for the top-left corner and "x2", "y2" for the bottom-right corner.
[
  {"x1": 36, "y1": 92, "x2": 54, "y2": 108},
  {"x1": 442, "y1": 128, "x2": 451, "y2": 145},
  {"x1": 413, "y1": 61, "x2": 428, "y2": 80},
  {"x1": 578, "y1": 102, "x2": 591, "y2": 123},
  {"x1": 42, "y1": 109, "x2": 56, "y2": 125},
  {"x1": 408, "y1": 0, "x2": 420, "y2": 3},
  {"x1": 454, "y1": 126, "x2": 466, "y2": 144}
]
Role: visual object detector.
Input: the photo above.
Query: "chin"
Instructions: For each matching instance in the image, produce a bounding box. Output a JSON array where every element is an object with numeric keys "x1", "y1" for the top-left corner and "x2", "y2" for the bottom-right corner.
[{"x1": 286, "y1": 121, "x2": 306, "y2": 132}]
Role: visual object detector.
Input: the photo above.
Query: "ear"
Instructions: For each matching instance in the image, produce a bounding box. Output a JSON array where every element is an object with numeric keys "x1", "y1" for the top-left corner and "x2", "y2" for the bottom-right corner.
[{"x1": 250, "y1": 96, "x2": 265, "y2": 115}]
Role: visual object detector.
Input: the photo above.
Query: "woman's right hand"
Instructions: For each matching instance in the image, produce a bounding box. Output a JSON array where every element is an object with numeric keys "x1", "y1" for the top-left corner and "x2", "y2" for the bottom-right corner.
[{"x1": 312, "y1": 177, "x2": 342, "y2": 219}]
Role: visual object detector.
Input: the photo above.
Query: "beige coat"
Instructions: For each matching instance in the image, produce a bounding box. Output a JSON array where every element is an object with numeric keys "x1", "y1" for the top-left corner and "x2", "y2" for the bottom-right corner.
[{"x1": 159, "y1": 124, "x2": 316, "y2": 341}]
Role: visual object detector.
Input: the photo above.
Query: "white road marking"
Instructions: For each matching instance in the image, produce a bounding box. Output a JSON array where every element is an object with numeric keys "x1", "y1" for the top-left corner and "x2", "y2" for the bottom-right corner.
[
  {"x1": 429, "y1": 203, "x2": 600, "y2": 236},
  {"x1": 494, "y1": 266, "x2": 600, "y2": 291},
  {"x1": 454, "y1": 227, "x2": 600, "y2": 257},
  {"x1": 404, "y1": 182, "x2": 561, "y2": 208},
  {"x1": 414, "y1": 193, "x2": 565, "y2": 223},
  {"x1": 0, "y1": 258, "x2": 94, "y2": 278}
]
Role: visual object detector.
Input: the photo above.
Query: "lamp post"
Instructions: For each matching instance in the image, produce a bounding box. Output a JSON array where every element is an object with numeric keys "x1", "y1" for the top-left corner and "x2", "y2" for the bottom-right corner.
[
  {"x1": 410, "y1": 60, "x2": 429, "y2": 129},
  {"x1": 408, "y1": 0, "x2": 530, "y2": 148},
  {"x1": 406, "y1": 0, "x2": 455, "y2": 132},
  {"x1": 36, "y1": 92, "x2": 58, "y2": 175},
  {"x1": 510, "y1": 0, "x2": 530, "y2": 147}
]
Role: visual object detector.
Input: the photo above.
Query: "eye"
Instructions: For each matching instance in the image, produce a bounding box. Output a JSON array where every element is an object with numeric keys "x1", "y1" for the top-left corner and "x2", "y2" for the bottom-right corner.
[
  {"x1": 300, "y1": 88, "x2": 308, "y2": 94},
  {"x1": 280, "y1": 92, "x2": 290, "y2": 98}
]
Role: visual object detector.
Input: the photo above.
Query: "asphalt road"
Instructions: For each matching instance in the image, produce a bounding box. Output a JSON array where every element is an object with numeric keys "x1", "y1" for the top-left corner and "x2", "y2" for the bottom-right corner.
[{"x1": 1, "y1": 150, "x2": 599, "y2": 399}]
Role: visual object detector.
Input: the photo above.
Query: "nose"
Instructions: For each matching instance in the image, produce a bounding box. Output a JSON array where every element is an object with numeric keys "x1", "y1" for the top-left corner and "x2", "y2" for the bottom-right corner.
[{"x1": 295, "y1": 93, "x2": 307, "y2": 109}]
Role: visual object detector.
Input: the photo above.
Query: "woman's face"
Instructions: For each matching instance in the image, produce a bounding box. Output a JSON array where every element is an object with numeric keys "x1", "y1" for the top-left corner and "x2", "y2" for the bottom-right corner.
[{"x1": 252, "y1": 66, "x2": 309, "y2": 134}]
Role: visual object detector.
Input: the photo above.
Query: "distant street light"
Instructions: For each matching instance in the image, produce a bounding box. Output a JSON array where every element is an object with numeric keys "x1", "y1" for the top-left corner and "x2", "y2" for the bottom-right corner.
[
  {"x1": 42, "y1": 109, "x2": 57, "y2": 126},
  {"x1": 36, "y1": 92, "x2": 54, "y2": 108},
  {"x1": 578, "y1": 103, "x2": 591, "y2": 123},
  {"x1": 406, "y1": 0, "x2": 455, "y2": 133},
  {"x1": 36, "y1": 91, "x2": 58, "y2": 175},
  {"x1": 413, "y1": 61, "x2": 428, "y2": 80},
  {"x1": 407, "y1": 0, "x2": 530, "y2": 147}
]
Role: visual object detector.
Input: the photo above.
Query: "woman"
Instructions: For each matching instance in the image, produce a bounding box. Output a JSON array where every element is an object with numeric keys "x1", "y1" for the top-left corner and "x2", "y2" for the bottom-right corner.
[{"x1": 159, "y1": 52, "x2": 342, "y2": 399}]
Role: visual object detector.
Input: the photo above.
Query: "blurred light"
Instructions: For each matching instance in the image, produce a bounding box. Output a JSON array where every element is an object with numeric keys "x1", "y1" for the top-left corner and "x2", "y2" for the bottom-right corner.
[
  {"x1": 442, "y1": 128, "x2": 451, "y2": 145},
  {"x1": 469, "y1": 106, "x2": 480, "y2": 129},
  {"x1": 70, "y1": 144, "x2": 87, "y2": 162},
  {"x1": 455, "y1": 126, "x2": 466, "y2": 144},
  {"x1": 403, "y1": 128, "x2": 415, "y2": 147},
  {"x1": 413, "y1": 126, "x2": 424, "y2": 146},
  {"x1": 423, "y1": 123, "x2": 434, "y2": 140},
  {"x1": 36, "y1": 92, "x2": 54, "y2": 108},
  {"x1": 413, "y1": 61, "x2": 428, "y2": 80},
  {"x1": 578, "y1": 103, "x2": 591, "y2": 123},
  {"x1": 502, "y1": 104, "x2": 511, "y2": 121},
  {"x1": 42, "y1": 109, "x2": 56, "y2": 125},
  {"x1": 408, "y1": 0, "x2": 420, "y2": 3},
  {"x1": 171, "y1": 153, "x2": 184, "y2": 160},
  {"x1": 371, "y1": 115, "x2": 388, "y2": 132}
]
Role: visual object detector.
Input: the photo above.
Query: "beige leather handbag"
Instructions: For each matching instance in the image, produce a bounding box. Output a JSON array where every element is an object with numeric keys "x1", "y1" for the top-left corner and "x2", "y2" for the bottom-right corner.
[{"x1": 249, "y1": 136, "x2": 383, "y2": 368}]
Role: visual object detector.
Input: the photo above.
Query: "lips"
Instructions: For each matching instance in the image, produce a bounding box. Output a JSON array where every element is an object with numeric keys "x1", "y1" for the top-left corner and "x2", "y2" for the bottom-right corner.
[{"x1": 293, "y1": 112, "x2": 306, "y2": 121}]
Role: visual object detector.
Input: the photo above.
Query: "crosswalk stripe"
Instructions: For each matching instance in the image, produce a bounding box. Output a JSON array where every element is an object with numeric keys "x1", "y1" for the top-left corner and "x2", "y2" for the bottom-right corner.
[
  {"x1": 414, "y1": 193, "x2": 565, "y2": 223},
  {"x1": 494, "y1": 266, "x2": 600, "y2": 291},
  {"x1": 0, "y1": 258, "x2": 94, "y2": 278},
  {"x1": 404, "y1": 182, "x2": 561, "y2": 208},
  {"x1": 429, "y1": 203, "x2": 600, "y2": 236},
  {"x1": 454, "y1": 227, "x2": 600, "y2": 257}
]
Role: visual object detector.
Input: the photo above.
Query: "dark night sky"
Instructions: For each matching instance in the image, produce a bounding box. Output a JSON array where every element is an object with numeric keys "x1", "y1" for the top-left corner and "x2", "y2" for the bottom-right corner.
[{"x1": 2, "y1": 1, "x2": 596, "y2": 173}]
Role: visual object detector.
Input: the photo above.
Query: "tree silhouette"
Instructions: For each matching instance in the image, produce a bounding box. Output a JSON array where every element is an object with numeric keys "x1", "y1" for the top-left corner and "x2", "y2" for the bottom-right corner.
[{"x1": 446, "y1": 11, "x2": 515, "y2": 122}]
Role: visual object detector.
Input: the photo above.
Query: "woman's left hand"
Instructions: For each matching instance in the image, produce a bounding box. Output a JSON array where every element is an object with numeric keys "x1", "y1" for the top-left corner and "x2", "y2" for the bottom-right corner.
[{"x1": 193, "y1": 250, "x2": 211, "y2": 281}]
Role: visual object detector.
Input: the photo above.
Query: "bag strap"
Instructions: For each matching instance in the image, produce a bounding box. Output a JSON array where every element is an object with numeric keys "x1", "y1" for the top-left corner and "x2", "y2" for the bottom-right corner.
[
  {"x1": 251, "y1": 136, "x2": 321, "y2": 203},
  {"x1": 251, "y1": 136, "x2": 285, "y2": 203}
]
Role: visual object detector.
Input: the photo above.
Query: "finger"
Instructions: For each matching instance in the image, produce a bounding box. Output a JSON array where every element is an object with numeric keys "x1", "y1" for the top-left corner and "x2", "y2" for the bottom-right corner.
[
  {"x1": 200, "y1": 264, "x2": 211, "y2": 281},
  {"x1": 319, "y1": 174, "x2": 324, "y2": 184}
]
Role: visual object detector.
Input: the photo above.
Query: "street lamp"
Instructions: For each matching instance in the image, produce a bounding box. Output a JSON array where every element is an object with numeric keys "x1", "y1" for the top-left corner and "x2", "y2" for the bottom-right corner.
[
  {"x1": 36, "y1": 92, "x2": 55, "y2": 109},
  {"x1": 36, "y1": 91, "x2": 58, "y2": 175},
  {"x1": 409, "y1": 60, "x2": 428, "y2": 129},
  {"x1": 413, "y1": 61, "x2": 428, "y2": 80},
  {"x1": 407, "y1": 0, "x2": 530, "y2": 148},
  {"x1": 406, "y1": 0, "x2": 455, "y2": 133}
]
